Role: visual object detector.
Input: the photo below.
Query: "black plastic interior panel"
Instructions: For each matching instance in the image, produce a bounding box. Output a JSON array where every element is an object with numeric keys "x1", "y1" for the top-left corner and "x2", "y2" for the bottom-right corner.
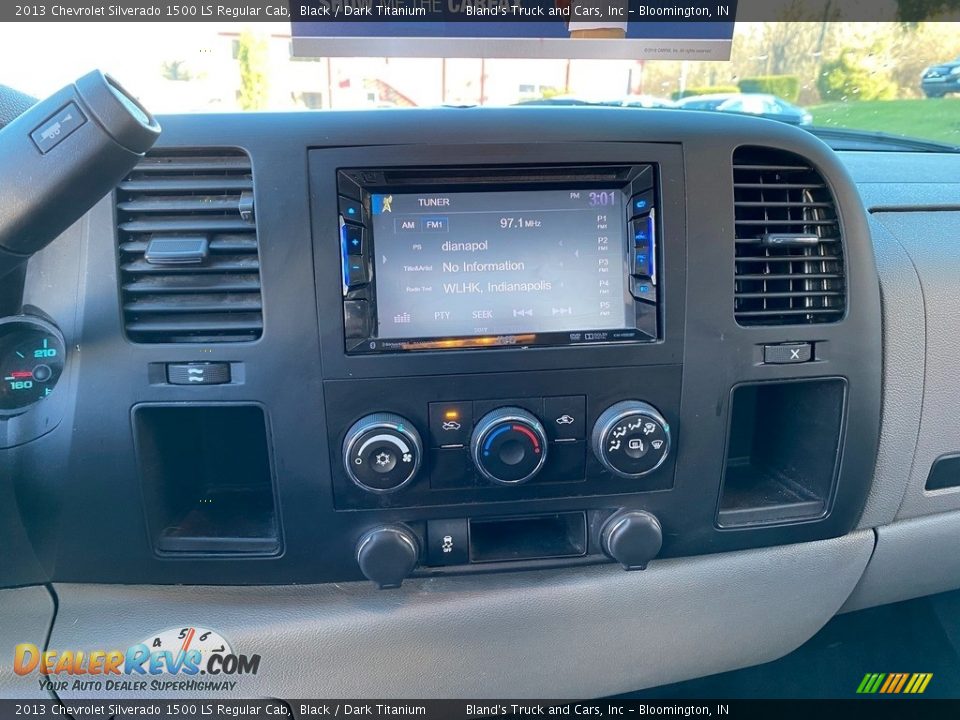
[
  {"x1": 133, "y1": 403, "x2": 280, "y2": 555},
  {"x1": 0, "y1": 108, "x2": 881, "y2": 586},
  {"x1": 335, "y1": 162, "x2": 659, "y2": 353},
  {"x1": 469, "y1": 513, "x2": 587, "y2": 563},
  {"x1": 324, "y1": 366, "x2": 681, "y2": 511},
  {"x1": 719, "y1": 378, "x2": 847, "y2": 527},
  {"x1": 115, "y1": 149, "x2": 264, "y2": 344},
  {"x1": 732, "y1": 147, "x2": 847, "y2": 327},
  {"x1": 312, "y1": 142, "x2": 686, "y2": 379}
]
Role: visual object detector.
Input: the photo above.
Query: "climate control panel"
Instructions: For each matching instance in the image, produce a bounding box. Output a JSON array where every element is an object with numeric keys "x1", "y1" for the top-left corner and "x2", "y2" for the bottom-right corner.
[{"x1": 326, "y1": 366, "x2": 680, "y2": 511}]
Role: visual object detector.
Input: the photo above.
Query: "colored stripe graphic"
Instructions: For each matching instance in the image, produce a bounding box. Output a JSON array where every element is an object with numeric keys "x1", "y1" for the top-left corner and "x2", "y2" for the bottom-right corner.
[
  {"x1": 893, "y1": 673, "x2": 910, "y2": 693},
  {"x1": 857, "y1": 673, "x2": 932, "y2": 694},
  {"x1": 856, "y1": 673, "x2": 883, "y2": 694}
]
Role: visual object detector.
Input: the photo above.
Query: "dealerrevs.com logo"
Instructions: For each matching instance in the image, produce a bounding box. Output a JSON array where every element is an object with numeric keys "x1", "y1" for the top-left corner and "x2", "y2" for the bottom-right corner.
[{"x1": 14, "y1": 626, "x2": 261, "y2": 693}]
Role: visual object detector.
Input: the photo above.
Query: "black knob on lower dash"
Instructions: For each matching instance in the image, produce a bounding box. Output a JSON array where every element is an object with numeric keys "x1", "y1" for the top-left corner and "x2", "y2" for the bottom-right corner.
[
  {"x1": 601, "y1": 509, "x2": 663, "y2": 571},
  {"x1": 356, "y1": 525, "x2": 420, "y2": 589}
]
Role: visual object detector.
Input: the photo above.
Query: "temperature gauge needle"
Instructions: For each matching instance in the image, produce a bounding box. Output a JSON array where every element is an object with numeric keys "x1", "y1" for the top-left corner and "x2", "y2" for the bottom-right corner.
[{"x1": 0, "y1": 320, "x2": 66, "y2": 413}]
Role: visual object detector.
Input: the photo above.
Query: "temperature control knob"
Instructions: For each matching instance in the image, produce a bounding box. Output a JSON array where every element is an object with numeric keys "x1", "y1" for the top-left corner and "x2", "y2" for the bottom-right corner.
[
  {"x1": 470, "y1": 407, "x2": 548, "y2": 485},
  {"x1": 592, "y1": 401, "x2": 671, "y2": 479},
  {"x1": 343, "y1": 413, "x2": 422, "y2": 494}
]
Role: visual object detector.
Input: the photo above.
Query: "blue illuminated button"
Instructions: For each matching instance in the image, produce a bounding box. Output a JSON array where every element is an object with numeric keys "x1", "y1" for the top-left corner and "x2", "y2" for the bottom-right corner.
[
  {"x1": 631, "y1": 216, "x2": 654, "y2": 247},
  {"x1": 346, "y1": 258, "x2": 368, "y2": 286},
  {"x1": 339, "y1": 196, "x2": 363, "y2": 224},
  {"x1": 630, "y1": 276, "x2": 656, "y2": 304},
  {"x1": 629, "y1": 190, "x2": 655, "y2": 219},
  {"x1": 633, "y1": 250, "x2": 651, "y2": 276},
  {"x1": 343, "y1": 224, "x2": 364, "y2": 255}
]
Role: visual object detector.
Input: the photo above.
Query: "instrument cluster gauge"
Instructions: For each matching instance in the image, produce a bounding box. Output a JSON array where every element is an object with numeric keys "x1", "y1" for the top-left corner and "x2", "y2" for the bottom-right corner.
[
  {"x1": 140, "y1": 626, "x2": 233, "y2": 657},
  {"x1": 0, "y1": 316, "x2": 66, "y2": 416}
]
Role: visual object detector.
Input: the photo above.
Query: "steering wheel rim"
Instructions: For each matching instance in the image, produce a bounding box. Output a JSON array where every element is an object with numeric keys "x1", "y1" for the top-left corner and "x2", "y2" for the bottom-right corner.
[{"x1": 0, "y1": 85, "x2": 38, "y2": 131}]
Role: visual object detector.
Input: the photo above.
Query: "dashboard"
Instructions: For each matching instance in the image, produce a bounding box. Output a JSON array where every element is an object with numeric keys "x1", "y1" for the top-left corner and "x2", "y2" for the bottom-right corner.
[{"x1": 2, "y1": 106, "x2": 960, "y2": 698}]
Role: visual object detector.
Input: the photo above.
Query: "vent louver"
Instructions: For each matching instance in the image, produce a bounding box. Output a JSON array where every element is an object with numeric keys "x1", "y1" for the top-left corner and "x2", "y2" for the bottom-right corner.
[
  {"x1": 733, "y1": 147, "x2": 845, "y2": 326},
  {"x1": 116, "y1": 149, "x2": 262, "y2": 343}
]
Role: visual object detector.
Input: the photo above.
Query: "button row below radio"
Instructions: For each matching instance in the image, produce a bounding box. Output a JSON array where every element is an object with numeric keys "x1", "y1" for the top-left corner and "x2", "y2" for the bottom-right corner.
[
  {"x1": 544, "y1": 396, "x2": 585, "y2": 442},
  {"x1": 429, "y1": 396, "x2": 585, "y2": 448},
  {"x1": 429, "y1": 401, "x2": 474, "y2": 447}
]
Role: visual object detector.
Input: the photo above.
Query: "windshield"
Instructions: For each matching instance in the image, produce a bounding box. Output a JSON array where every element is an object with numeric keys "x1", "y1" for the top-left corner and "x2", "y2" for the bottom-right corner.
[{"x1": 2, "y1": 21, "x2": 958, "y2": 148}]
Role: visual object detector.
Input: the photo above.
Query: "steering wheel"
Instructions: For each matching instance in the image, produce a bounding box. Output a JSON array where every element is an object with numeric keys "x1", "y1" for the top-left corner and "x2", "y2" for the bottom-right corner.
[{"x1": 0, "y1": 85, "x2": 38, "y2": 131}]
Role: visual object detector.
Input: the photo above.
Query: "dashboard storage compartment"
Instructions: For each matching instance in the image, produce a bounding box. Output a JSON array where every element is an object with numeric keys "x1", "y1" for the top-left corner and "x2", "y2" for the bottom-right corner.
[
  {"x1": 133, "y1": 404, "x2": 280, "y2": 555},
  {"x1": 718, "y1": 379, "x2": 846, "y2": 527},
  {"x1": 469, "y1": 512, "x2": 587, "y2": 563}
]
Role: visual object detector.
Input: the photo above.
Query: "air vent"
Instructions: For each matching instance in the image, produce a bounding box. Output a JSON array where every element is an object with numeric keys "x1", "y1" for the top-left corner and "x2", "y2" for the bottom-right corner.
[
  {"x1": 733, "y1": 147, "x2": 845, "y2": 326},
  {"x1": 116, "y1": 149, "x2": 262, "y2": 343}
]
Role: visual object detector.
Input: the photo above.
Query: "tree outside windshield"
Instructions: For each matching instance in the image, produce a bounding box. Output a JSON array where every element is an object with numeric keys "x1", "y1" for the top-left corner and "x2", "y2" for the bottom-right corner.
[{"x1": 0, "y1": 21, "x2": 958, "y2": 146}]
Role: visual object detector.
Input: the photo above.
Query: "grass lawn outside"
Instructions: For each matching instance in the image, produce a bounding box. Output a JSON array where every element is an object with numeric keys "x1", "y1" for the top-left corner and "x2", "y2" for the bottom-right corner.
[{"x1": 810, "y1": 98, "x2": 960, "y2": 146}]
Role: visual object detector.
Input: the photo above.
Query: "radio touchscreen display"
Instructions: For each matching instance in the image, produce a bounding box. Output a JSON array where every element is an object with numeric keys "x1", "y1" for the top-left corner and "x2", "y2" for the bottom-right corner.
[{"x1": 370, "y1": 189, "x2": 632, "y2": 341}]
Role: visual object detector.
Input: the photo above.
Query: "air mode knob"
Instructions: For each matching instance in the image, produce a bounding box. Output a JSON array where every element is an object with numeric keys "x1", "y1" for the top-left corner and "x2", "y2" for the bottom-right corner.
[
  {"x1": 343, "y1": 413, "x2": 423, "y2": 494},
  {"x1": 470, "y1": 407, "x2": 548, "y2": 485},
  {"x1": 356, "y1": 525, "x2": 420, "y2": 589},
  {"x1": 601, "y1": 509, "x2": 663, "y2": 571},
  {"x1": 592, "y1": 401, "x2": 671, "y2": 479}
]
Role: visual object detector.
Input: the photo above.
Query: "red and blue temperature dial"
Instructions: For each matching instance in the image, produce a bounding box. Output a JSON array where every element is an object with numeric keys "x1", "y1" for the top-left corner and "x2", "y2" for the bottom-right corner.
[{"x1": 470, "y1": 407, "x2": 548, "y2": 486}]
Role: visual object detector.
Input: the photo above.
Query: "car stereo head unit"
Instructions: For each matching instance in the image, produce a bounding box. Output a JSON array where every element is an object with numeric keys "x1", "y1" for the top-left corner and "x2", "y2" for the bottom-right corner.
[{"x1": 337, "y1": 164, "x2": 659, "y2": 354}]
